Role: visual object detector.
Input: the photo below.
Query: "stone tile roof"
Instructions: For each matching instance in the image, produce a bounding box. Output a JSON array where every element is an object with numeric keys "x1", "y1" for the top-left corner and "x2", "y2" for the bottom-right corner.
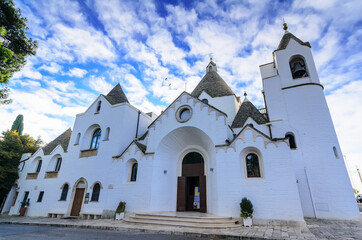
[
  {"x1": 112, "y1": 140, "x2": 147, "y2": 158},
  {"x1": 276, "y1": 32, "x2": 311, "y2": 51},
  {"x1": 191, "y1": 71, "x2": 235, "y2": 98},
  {"x1": 42, "y1": 128, "x2": 72, "y2": 155},
  {"x1": 103, "y1": 84, "x2": 129, "y2": 105},
  {"x1": 134, "y1": 141, "x2": 147, "y2": 153},
  {"x1": 231, "y1": 98, "x2": 267, "y2": 128}
]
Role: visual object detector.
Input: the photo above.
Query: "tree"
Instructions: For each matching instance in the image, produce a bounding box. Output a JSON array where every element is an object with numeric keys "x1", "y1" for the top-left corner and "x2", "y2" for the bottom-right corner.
[
  {"x1": 11, "y1": 114, "x2": 23, "y2": 135},
  {"x1": 0, "y1": 0, "x2": 37, "y2": 104},
  {"x1": 0, "y1": 130, "x2": 42, "y2": 205}
]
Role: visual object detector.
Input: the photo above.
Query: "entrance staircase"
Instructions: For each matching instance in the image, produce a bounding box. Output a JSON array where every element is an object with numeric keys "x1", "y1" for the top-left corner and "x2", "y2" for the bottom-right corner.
[{"x1": 123, "y1": 212, "x2": 241, "y2": 228}]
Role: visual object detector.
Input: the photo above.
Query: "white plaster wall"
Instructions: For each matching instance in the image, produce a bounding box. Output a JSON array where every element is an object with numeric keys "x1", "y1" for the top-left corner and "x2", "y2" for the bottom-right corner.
[
  {"x1": 199, "y1": 92, "x2": 239, "y2": 125},
  {"x1": 261, "y1": 39, "x2": 360, "y2": 219},
  {"x1": 7, "y1": 97, "x2": 154, "y2": 217},
  {"x1": 214, "y1": 128, "x2": 304, "y2": 221}
]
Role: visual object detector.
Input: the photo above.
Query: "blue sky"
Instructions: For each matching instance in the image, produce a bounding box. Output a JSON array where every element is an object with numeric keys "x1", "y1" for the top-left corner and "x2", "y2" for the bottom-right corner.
[{"x1": 1, "y1": 0, "x2": 362, "y2": 186}]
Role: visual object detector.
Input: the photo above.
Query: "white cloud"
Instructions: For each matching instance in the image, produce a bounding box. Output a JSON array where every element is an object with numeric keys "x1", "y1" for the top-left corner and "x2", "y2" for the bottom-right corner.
[
  {"x1": 67, "y1": 68, "x2": 88, "y2": 78},
  {"x1": 12, "y1": 59, "x2": 42, "y2": 80},
  {"x1": 88, "y1": 76, "x2": 113, "y2": 94},
  {"x1": 146, "y1": 29, "x2": 190, "y2": 73},
  {"x1": 39, "y1": 62, "x2": 62, "y2": 74}
]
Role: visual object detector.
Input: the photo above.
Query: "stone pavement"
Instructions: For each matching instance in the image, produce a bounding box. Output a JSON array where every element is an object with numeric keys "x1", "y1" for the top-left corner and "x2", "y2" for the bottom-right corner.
[{"x1": 0, "y1": 214, "x2": 361, "y2": 240}]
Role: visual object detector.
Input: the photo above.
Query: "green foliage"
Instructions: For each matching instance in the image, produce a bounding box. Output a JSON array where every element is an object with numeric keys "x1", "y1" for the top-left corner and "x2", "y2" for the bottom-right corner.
[
  {"x1": 354, "y1": 188, "x2": 359, "y2": 194},
  {"x1": 0, "y1": 86, "x2": 12, "y2": 104},
  {"x1": 115, "y1": 201, "x2": 126, "y2": 213},
  {"x1": 240, "y1": 197, "x2": 253, "y2": 218},
  {"x1": 0, "y1": 130, "x2": 41, "y2": 203},
  {"x1": 0, "y1": 0, "x2": 38, "y2": 104},
  {"x1": 11, "y1": 114, "x2": 24, "y2": 135},
  {"x1": 20, "y1": 199, "x2": 29, "y2": 208}
]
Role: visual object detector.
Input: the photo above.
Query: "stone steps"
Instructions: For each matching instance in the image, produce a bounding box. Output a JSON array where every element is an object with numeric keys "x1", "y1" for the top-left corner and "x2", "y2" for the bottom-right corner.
[{"x1": 124, "y1": 212, "x2": 241, "y2": 228}]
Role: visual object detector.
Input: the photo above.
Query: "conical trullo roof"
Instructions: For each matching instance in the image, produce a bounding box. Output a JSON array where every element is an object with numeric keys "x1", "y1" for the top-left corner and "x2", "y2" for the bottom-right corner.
[
  {"x1": 191, "y1": 69, "x2": 235, "y2": 98},
  {"x1": 104, "y1": 84, "x2": 129, "y2": 105},
  {"x1": 276, "y1": 32, "x2": 311, "y2": 51},
  {"x1": 42, "y1": 128, "x2": 72, "y2": 155},
  {"x1": 231, "y1": 97, "x2": 267, "y2": 128}
]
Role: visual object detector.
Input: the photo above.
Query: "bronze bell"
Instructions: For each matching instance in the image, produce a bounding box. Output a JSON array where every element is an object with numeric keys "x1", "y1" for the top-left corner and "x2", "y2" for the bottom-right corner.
[{"x1": 292, "y1": 62, "x2": 306, "y2": 78}]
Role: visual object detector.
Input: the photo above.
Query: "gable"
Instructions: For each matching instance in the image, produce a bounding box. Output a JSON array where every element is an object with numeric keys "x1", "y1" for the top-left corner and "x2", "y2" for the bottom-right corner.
[{"x1": 148, "y1": 91, "x2": 227, "y2": 130}]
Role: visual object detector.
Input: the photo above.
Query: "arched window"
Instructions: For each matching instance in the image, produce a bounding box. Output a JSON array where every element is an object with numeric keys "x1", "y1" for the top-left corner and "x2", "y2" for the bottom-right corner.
[
  {"x1": 130, "y1": 163, "x2": 138, "y2": 182},
  {"x1": 286, "y1": 133, "x2": 297, "y2": 149},
  {"x1": 290, "y1": 56, "x2": 308, "y2": 79},
  {"x1": 209, "y1": 66, "x2": 212, "y2": 72},
  {"x1": 55, "y1": 157, "x2": 62, "y2": 172},
  {"x1": 90, "y1": 128, "x2": 101, "y2": 149},
  {"x1": 91, "y1": 183, "x2": 100, "y2": 201},
  {"x1": 96, "y1": 101, "x2": 101, "y2": 113},
  {"x1": 36, "y1": 160, "x2": 42, "y2": 173},
  {"x1": 202, "y1": 99, "x2": 208, "y2": 104},
  {"x1": 245, "y1": 153, "x2": 261, "y2": 178},
  {"x1": 75, "y1": 133, "x2": 81, "y2": 145},
  {"x1": 60, "y1": 184, "x2": 68, "y2": 201},
  {"x1": 104, "y1": 127, "x2": 110, "y2": 140}
]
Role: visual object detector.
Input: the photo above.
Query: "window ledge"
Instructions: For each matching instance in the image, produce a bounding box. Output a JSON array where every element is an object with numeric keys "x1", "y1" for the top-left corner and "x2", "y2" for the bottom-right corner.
[
  {"x1": 58, "y1": 199, "x2": 66, "y2": 202},
  {"x1": 103, "y1": 139, "x2": 109, "y2": 141},
  {"x1": 26, "y1": 172, "x2": 39, "y2": 180},
  {"x1": 45, "y1": 171, "x2": 58, "y2": 179},
  {"x1": 94, "y1": 112, "x2": 100, "y2": 115},
  {"x1": 79, "y1": 149, "x2": 98, "y2": 158}
]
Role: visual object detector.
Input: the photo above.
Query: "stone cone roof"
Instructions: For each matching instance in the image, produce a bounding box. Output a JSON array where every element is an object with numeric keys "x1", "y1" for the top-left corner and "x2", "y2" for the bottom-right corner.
[
  {"x1": 104, "y1": 84, "x2": 129, "y2": 105},
  {"x1": 42, "y1": 128, "x2": 72, "y2": 155},
  {"x1": 191, "y1": 71, "x2": 235, "y2": 98},
  {"x1": 231, "y1": 98, "x2": 267, "y2": 128},
  {"x1": 276, "y1": 32, "x2": 311, "y2": 51}
]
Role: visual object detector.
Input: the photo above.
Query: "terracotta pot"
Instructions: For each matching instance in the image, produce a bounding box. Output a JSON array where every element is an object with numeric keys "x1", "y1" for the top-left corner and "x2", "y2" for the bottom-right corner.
[{"x1": 20, "y1": 207, "x2": 27, "y2": 216}]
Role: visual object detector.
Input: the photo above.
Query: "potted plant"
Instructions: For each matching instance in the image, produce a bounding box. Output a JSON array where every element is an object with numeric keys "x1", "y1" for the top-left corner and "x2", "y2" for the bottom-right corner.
[
  {"x1": 240, "y1": 197, "x2": 253, "y2": 227},
  {"x1": 115, "y1": 201, "x2": 126, "y2": 220},
  {"x1": 20, "y1": 199, "x2": 30, "y2": 216}
]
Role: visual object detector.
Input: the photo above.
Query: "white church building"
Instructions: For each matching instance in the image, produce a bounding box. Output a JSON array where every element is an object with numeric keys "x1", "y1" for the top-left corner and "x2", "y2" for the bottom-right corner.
[{"x1": 2, "y1": 28, "x2": 360, "y2": 225}]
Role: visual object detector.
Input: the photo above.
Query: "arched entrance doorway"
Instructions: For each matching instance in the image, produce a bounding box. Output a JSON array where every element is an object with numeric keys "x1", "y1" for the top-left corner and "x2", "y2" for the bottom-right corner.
[
  {"x1": 70, "y1": 180, "x2": 86, "y2": 216},
  {"x1": 177, "y1": 152, "x2": 207, "y2": 212}
]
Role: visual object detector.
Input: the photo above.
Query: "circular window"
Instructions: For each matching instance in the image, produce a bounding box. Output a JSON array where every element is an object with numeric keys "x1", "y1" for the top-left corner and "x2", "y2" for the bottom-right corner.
[
  {"x1": 176, "y1": 105, "x2": 192, "y2": 123},
  {"x1": 202, "y1": 98, "x2": 208, "y2": 104}
]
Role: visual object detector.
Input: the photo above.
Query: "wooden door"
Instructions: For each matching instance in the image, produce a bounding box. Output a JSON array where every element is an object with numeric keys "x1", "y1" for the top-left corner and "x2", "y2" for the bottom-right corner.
[
  {"x1": 177, "y1": 176, "x2": 186, "y2": 211},
  {"x1": 200, "y1": 175, "x2": 207, "y2": 213},
  {"x1": 70, "y1": 188, "x2": 84, "y2": 216}
]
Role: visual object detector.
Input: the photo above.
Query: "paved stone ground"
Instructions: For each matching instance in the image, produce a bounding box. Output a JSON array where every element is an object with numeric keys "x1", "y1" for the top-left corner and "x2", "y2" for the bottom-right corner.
[{"x1": 0, "y1": 214, "x2": 361, "y2": 240}]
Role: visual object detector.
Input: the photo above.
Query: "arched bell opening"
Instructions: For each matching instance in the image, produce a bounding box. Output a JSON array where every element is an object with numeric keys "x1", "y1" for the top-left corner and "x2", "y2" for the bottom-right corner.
[
  {"x1": 290, "y1": 55, "x2": 309, "y2": 79},
  {"x1": 177, "y1": 152, "x2": 207, "y2": 213}
]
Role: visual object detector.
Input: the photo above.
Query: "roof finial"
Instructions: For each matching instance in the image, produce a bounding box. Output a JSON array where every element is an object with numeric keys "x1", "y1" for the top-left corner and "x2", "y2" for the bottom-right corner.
[
  {"x1": 209, "y1": 52, "x2": 213, "y2": 61},
  {"x1": 283, "y1": 19, "x2": 288, "y2": 32},
  {"x1": 244, "y1": 90, "x2": 247, "y2": 97}
]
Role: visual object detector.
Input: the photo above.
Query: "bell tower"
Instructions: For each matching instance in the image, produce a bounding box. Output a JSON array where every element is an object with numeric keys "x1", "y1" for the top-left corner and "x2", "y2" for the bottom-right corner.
[{"x1": 259, "y1": 24, "x2": 359, "y2": 219}]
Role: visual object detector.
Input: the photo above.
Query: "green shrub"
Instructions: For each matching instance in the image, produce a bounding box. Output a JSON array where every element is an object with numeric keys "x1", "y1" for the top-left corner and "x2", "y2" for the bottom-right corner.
[
  {"x1": 115, "y1": 201, "x2": 126, "y2": 214},
  {"x1": 240, "y1": 197, "x2": 253, "y2": 218}
]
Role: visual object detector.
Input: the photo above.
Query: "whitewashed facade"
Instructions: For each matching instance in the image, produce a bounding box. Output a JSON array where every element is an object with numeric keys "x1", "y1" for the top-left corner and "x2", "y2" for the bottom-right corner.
[{"x1": 2, "y1": 29, "x2": 359, "y2": 224}]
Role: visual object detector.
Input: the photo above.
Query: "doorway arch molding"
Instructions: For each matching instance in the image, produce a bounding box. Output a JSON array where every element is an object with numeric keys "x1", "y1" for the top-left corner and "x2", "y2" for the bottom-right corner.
[
  {"x1": 67, "y1": 177, "x2": 88, "y2": 216},
  {"x1": 177, "y1": 145, "x2": 209, "y2": 177}
]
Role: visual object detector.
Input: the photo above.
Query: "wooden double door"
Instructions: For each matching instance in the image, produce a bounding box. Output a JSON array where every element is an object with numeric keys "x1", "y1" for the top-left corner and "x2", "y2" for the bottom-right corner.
[{"x1": 177, "y1": 153, "x2": 207, "y2": 213}]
